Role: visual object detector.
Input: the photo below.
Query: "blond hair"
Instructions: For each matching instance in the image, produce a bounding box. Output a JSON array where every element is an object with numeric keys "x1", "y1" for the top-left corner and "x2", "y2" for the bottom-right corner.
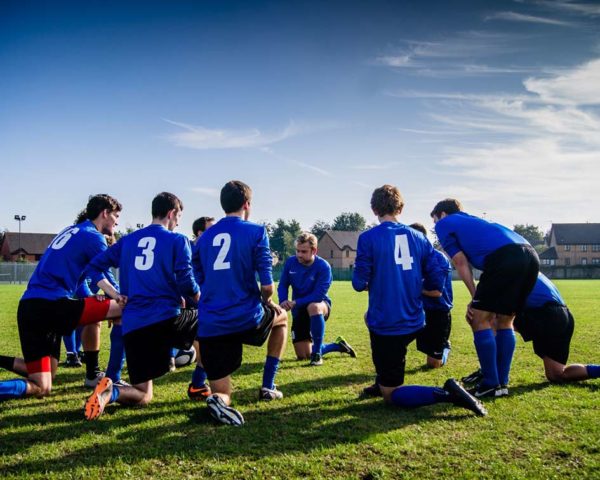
[{"x1": 296, "y1": 232, "x2": 318, "y2": 249}]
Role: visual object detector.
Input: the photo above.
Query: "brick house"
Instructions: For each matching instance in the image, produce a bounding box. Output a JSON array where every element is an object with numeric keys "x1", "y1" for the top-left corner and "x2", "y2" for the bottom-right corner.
[
  {"x1": 317, "y1": 230, "x2": 361, "y2": 269},
  {"x1": 0, "y1": 232, "x2": 56, "y2": 262},
  {"x1": 541, "y1": 223, "x2": 600, "y2": 266}
]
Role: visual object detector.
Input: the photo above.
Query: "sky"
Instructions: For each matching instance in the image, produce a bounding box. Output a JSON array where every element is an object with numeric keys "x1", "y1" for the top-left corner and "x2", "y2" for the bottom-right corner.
[{"x1": 1, "y1": 0, "x2": 599, "y2": 236}]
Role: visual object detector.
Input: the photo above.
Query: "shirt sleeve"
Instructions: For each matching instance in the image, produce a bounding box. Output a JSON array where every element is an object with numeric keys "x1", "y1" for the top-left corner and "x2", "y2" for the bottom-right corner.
[
  {"x1": 254, "y1": 227, "x2": 274, "y2": 286},
  {"x1": 191, "y1": 240, "x2": 205, "y2": 286},
  {"x1": 277, "y1": 259, "x2": 291, "y2": 303},
  {"x1": 421, "y1": 241, "x2": 444, "y2": 293},
  {"x1": 174, "y1": 235, "x2": 200, "y2": 297},
  {"x1": 76, "y1": 279, "x2": 93, "y2": 298},
  {"x1": 85, "y1": 240, "x2": 123, "y2": 288},
  {"x1": 434, "y1": 218, "x2": 461, "y2": 259},
  {"x1": 352, "y1": 233, "x2": 371, "y2": 292},
  {"x1": 294, "y1": 262, "x2": 332, "y2": 308}
]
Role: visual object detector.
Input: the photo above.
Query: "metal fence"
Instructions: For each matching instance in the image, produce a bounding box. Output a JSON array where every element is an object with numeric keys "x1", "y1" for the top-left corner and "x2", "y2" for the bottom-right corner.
[{"x1": 0, "y1": 263, "x2": 38, "y2": 284}]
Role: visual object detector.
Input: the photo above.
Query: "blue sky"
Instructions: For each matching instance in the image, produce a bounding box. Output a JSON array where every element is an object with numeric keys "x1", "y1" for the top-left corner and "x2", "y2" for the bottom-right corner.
[{"x1": 2, "y1": 0, "x2": 599, "y2": 236}]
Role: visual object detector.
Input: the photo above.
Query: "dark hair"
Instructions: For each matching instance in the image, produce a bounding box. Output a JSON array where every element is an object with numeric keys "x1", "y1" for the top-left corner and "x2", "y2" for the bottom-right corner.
[
  {"x1": 370, "y1": 184, "x2": 404, "y2": 216},
  {"x1": 220, "y1": 180, "x2": 252, "y2": 214},
  {"x1": 409, "y1": 223, "x2": 427, "y2": 236},
  {"x1": 85, "y1": 194, "x2": 122, "y2": 221},
  {"x1": 152, "y1": 192, "x2": 183, "y2": 219},
  {"x1": 430, "y1": 198, "x2": 463, "y2": 218},
  {"x1": 74, "y1": 209, "x2": 87, "y2": 224},
  {"x1": 192, "y1": 216, "x2": 215, "y2": 236}
]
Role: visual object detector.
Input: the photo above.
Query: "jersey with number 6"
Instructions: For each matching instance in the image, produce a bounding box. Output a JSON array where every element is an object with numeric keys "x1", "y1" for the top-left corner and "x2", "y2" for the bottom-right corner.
[
  {"x1": 86, "y1": 224, "x2": 199, "y2": 334},
  {"x1": 193, "y1": 216, "x2": 273, "y2": 337},
  {"x1": 352, "y1": 221, "x2": 444, "y2": 335},
  {"x1": 22, "y1": 220, "x2": 108, "y2": 301}
]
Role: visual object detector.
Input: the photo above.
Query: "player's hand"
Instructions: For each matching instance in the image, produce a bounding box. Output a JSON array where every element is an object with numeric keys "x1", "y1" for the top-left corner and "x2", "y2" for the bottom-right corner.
[
  {"x1": 269, "y1": 301, "x2": 284, "y2": 316},
  {"x1": 193, "y1": 292, "x2": 200, "y2": 303},
  {"x1": 116, "y1": 295, "x2": 128, "y2": 307},
  {"x1": 181, "y1": 297, "x2": 186, "y2": 309},
  {"x1": 465, "y1": 302, "x2": 474, "y2": 325},
  {"x1": 280, "y1": 300, "x2": 293, "y2": 311},
  {"x1": 95, "y1": 294, "x2": 106, "y2": 302}
]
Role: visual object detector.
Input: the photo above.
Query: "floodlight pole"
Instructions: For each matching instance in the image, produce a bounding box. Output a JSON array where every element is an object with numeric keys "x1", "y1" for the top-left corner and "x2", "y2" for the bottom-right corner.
[{"x1": 13, "y1": 214, "x2": 26, "y2": 260}]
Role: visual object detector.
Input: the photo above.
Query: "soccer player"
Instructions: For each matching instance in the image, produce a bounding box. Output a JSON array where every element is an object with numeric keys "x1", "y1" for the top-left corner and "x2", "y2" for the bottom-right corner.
[
  {"x1": 0, "y1": 194, "x2": 125, "y2": 402},
  {"x1": 462, "y1": 273, "x2": 600, "y2": 385},
  {"x1": 278, "y1": 232, "x2": 356, "y2": 366},
  {"x1": 431, "y1": 199, "x2": 539, "y2": 398},
  {"x1": 186, "y1": 215, "x2": 215, "y2": 400},
  {"x1": 194, "y1": 180, "x2": 288, "y2": 426},
  {"x1": 409, "y1": 223, "x2": 453, "y2": 369},
  {"x1": 83, "y1": 192, "x2": 200, "y2": 420},
  {"x1": 352, "y1": 185, "x2": 486, "y2": 416}
]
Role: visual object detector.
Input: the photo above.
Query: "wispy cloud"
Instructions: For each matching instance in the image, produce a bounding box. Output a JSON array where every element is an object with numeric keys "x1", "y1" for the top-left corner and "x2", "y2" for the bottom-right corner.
[
  {"x1": 190, "y1": 187, "x2": 219, "y2": 197},
  {"x1": 530, "y1": 0, "x2": 600, "y2": 17},
  {"x1": 485, "y1": 11, "x2": 576, "y2": 26},
  {"x1": 163, "y1": 119, "x2": 300, "y2": 150},
  {"x1": 349, "y1": 162, "x2": 401, "y2": 170}
]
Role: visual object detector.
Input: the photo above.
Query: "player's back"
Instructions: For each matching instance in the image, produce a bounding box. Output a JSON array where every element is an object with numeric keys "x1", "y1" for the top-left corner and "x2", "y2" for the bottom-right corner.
[
  {"x1": 435, "y1": 212, "x2": 527, "y2": 270},
  {"x1": 423, "y1": 249, "x2": 453, "y2": 311},
  {"x1": 353, "y1": 221, "x2": 441, "y2": 335},
  {"x1": 117, "y1": 224, "x2": 195, "y2": 333},
  {"x1": 195, "y1": 216, "x2": 272, "y2": 337},
  {"x1": 23, "y1": 220, "x2": 106, "y2": 301},
  {"x1": 525, "y1": 273, "x2": 565, "y2": 309}
]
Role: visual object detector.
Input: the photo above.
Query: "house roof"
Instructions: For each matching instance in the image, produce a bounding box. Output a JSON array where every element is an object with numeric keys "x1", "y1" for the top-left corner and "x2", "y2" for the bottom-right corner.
[
  {"x1": 539, "y1": 247, "x2": 558, "y2": 260},
  {"x1": 550, "y1": 223, "x2": 600, "y2": 245},
  {"x1": 321, "y1": 230, "x2": 361, "y2": 251},
  {"x1": 2, "y1": 232, "x2": 56, "y2": 255}
]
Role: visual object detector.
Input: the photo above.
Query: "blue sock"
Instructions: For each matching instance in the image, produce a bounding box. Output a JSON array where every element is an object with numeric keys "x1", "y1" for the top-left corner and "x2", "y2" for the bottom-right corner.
[
  {"x1": 322, "y1": 342, "x2": 343, "y2": 355},
  {"x1": 441, "y1": 346, "x2": 451, "y2": 366},
  {"x1": 191, "y1": 365, "x2": 208, "y2": 387},
  {"x1": 390, "y1": 385, "x2": 448, "y2": 408},
  {"x1": 0, "y1": 379, "x2": 28, "y2": 401},
  {"x1": 262, "y1": 355, "x2": 280, "y2": 390},
  {"x1": 474, "y1": 329, "x2": 499, "y2": 387},
  {"x1": 310, "y1": 314, "x2": 325, "y2": 355},
  {"x1": 63, "y1": 331, "x2": 76, "y2": 353},
  {"x1": 106, "y1": 324, "x2": 125, "y2": 382},
  {"x1": 110, "y1": 385, "x2": 120, "y2": 404},
  {"x1": 171, "y1": 347, "x2": 178, "y2": 358},
  {"x1": 586, "y1": 365, "x2": 600, "y2": 379},
  {"x1": 496, "y1": 328, "x2": 516, "y2": 386}
]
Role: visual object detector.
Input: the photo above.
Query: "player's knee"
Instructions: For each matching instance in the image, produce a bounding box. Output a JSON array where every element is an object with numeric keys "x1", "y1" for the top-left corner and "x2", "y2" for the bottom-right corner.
[
  {"x1": 138, "y1": 391, "x2": 153, "y2": 406},
  {"x1": 35, "y1": 384, "x2": 52, "y2": 398},
  {"x1": 426, "y1": 357, "x2": 443, "y2": 369},
  {"x1": 545, "y1": 369, "x2": 565, "y2": 383},
  {"x1": 307, "y1": 303, "x2": 325, "y2": 316}
]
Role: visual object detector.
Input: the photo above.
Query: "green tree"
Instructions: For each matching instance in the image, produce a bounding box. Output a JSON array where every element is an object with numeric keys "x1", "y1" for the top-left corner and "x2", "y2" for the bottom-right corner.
[
  {"x1": 269, "y1": 219, "x2": 302, "y2": 261},
  {"x1": 513, "y1": 224, "x2": 545, "y2": 246},
  {"x1": 332, "y1": 212, "x2": 367, "y2": 231},
  {"x1": 310, "y1": 220, "x2": 331, "y2": 239}
]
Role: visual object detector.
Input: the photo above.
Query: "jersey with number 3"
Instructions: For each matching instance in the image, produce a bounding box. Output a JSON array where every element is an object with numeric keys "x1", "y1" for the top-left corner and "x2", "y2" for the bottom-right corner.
[
  {"x1": 352, "y1": 221, "x2": 444, "y2": 335},
  {"x1": 193, "y1": 216, "x2": 273, "y2": 337},
  {"x1": 86, "y1": 224, "x2": 199, "y2": 334},
  {"x1": 22, "y1": 220, "x2": 107, "y2": 301}
]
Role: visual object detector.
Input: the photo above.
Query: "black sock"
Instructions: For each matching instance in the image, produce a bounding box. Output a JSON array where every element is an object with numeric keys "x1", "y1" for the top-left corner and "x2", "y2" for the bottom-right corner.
[
  {"x1": 0, "y1": 355, "x2": 17, "y2": 372},
  {"x1": 85, "y1": 350, "x2": 100, "y2": 379}
]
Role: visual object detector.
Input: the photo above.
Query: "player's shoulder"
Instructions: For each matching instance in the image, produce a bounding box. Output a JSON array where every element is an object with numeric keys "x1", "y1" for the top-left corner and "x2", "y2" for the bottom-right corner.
[
  {"x1": 314, "y1": 255, "x2": 331, "y2": 270},
  {"x1": 284, "y1": 255, "x2": 298, "y2": 268},
  {"x1": 76, "y1": 220, "x2": 105, "y2": 243}
]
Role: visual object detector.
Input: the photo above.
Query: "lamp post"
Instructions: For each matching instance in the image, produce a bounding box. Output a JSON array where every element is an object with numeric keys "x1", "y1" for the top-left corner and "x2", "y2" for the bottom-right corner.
[
  {"x1": 136, "y1": 223, "x2": 144, "y2": 229},
  {"x1": 13, "y1": 215, "x2": 26, "y2": 260}
]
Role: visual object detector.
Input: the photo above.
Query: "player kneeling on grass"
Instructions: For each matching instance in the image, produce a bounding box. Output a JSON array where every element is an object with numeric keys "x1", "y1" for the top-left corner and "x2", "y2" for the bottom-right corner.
[
  {"x1": 462, "y1": 273, "x2": 600, "y2": 387},
  {"x1": 0, "y1": 195, "x2": 125, "y2": 402},
  {"x1": 409, "y1": 223, "x2": 453, "y2": 369},
  {"x1": 278, "y1": 232, "x2": 356, "y2": 367},
  {"x1": 352, "y1": 185, "x2": 486, "y2": 417},
  {"x1": 193, "y1": 180, "x2": 288, "y2": 426},
  {"x1": 83, "y1": 192, "x2": 200, "y2": 420}
]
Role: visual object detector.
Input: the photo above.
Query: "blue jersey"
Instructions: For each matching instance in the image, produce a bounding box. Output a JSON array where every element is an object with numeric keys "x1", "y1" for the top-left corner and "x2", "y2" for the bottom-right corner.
[
  {"x1": 422, "y1": 249, "x2": 453, "y2": 312},
  {"x1": 193, "y1": 216, "x2": 273, "y2": 337},
  {"x1": 277, "y1": 255, "x2": 332, "y2": 312},
  {"x1": 87, "y1": 224, "x2": 199, "y2": 334},
  {"x1": 23, "y1": 220, "x2": 107, "y2": 301},
  {"x1": 434, "y1": 212, "x2": 528, "y2": 270},
  {"x1": 525, "y1": 273, "x2": 565, "y2": 309},
  {"x1": 352, "y1": 222, "x2": 444, "y2": 335},
  {"x1": 76, "y1": 269, "x2": 119, "y2": 298}
]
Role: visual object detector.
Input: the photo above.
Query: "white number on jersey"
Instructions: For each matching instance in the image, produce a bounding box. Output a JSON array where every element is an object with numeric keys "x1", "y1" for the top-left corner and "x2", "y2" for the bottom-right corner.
[
  {"x1": 213, "y1": 233, "x2": 231, "y2": 270},
  {"x1": 134, "y1": 237, "x2": 157, "y2": 271},
  {"x1": 394, "y1": 234, "x2": 414, "y2": 271},
  {"x1": 50, "y1": 227, "x2": 80, "y2": 250}
]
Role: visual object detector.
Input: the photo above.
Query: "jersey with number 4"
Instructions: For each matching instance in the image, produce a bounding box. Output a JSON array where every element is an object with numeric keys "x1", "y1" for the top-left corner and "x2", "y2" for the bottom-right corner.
[
  {"x1": 86, "y1": 224, "x2": 199, "y2": 334},
  {"x1": 22, "y1": 220, "x2": 107, "y2": 301},
  {"x1": 193, "y1": 216, "x2": 273, "y2": 337},
  {"x1": 352, "y1": 221, "x2": 444, "y2": 335}
]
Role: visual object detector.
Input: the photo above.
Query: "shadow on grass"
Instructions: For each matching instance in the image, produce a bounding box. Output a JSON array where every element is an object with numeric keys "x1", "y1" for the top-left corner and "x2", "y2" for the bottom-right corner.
[{"x1": 0, "y1": 373, "x2": 480, "y2": 476}]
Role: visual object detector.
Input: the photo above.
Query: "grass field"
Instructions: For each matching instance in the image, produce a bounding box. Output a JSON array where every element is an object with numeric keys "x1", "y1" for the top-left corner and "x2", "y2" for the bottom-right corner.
[{"x1": 1, "y1": 281, "x2": 599, "y2": 479}]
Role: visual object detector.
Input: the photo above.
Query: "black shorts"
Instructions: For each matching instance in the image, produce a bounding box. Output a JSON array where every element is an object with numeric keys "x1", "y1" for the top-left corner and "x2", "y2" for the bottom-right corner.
[
  {"x1": 369, "y1": 329, "x2": 418, "y2": 388},
  {"x1": 17, "y1": 298, "x2": 85, "y2": 363},
  {"x1": 291, "y1": 302, "x2": 331, "y2": 344},
  {"x1": 123, "y1": 308, "x2": 198, "y2": 385},
  {"x1": 198, "y1": 303, "x2": 277, "y2": 381},
  {"x1": 416, "y1": 309, "x2": 452, "y2": 359},
  {"x1": 513, "y1": 304, "x2": 574, "y2": 364},
  {"x1": 473, "y1": 244, "x2": 539, "y2": 315}
]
